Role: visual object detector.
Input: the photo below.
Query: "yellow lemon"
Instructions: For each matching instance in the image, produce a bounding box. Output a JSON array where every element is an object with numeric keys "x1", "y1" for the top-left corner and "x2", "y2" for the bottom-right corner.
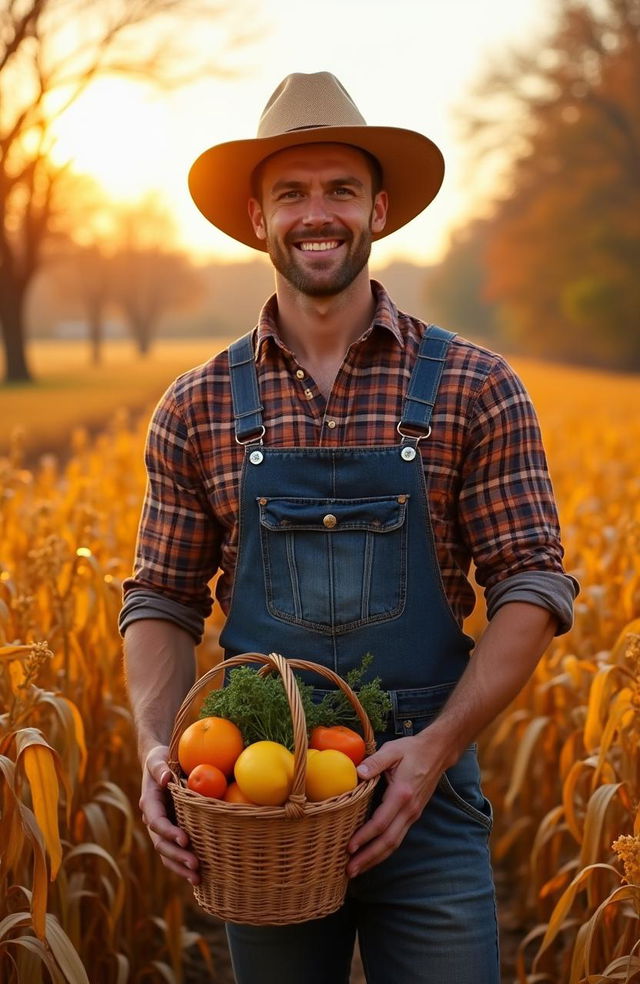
[
  {"x1": 234, "y1": 741, "x2": 294, "y2": 806},
  {"x1": 305, "y1": 748, "x2": 358, "y2": 802}
]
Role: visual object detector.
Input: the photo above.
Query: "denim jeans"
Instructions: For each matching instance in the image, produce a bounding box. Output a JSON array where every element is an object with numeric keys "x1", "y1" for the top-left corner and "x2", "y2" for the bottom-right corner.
[{"x1": 226, "y1": 744, "x2": 499, "y2": 984}]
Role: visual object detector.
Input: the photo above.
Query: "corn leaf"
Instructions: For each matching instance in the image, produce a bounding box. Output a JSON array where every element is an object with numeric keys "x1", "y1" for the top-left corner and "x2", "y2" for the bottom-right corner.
[
  {"x1": 583, "y1": 665, "x2": 621, "y2": 752},
  {"x1": 64, "y1": 842, "x2": 124, "y2": 884},
  {"x1": 537, "y1": 863, "x2": 622, "y2": 958},
  {"x1": 0, "y1": 911, "x2": 32, "y2": 940},
  {"x1": 36, "y1": 691, "x2": 88, "y2": 789},
  {"x1": 603, "y1": 954, "x2": 640, "y2": 974},
  {"x1": 560, "y1": 730, "x2": 584, "y2": 782},
  {"x1": 531, "y1": 805, "x2": 566, "y2": 868},
  {"x1": 580, "y1": 783, "x2": 624, "y2": 869},
  {"x1": 504, "y1": 715, "x2": 551, "y2": 812},
  {"x1": 594, "y1": 689, "x2": 634, "y2": 783},
  {"x1": 8, "y1": 658, "x2": 26, "y2": 693},
  {"x1": 539, "y1": 859, "x2": 578, "y2": 900},
  {"x1": 80, "y1": 801, "x2": 112, "y2": 851},
  {"x1": 17, "y1": 731, "x2": 62, "y2": 879},
  {"x1": 45, "y1": 914, "x2": 91, "y2": 984},
  {"x1": 114, "y1": 953, "x2": 130, "y2": 984},
  {"x1": 563, "y1": 759, "x2": 591, "y2": 844},
  {"x1": 15, "y1": 941, "x2": 46, "y2": 984},
  {"x1": 148, "y1": 961, "x2": 179, "y2": 983},
  {"x1": 0, "y1": 933, "x2": 66, "y2": 984},
  {"x1": 0, "y1": 644, "x2": 33, "y2": 659},
  {"x1": 0, "y1": 757, "x2": 48, "y2": 938},
  {"x1": 582, "y1": 885, "x2": 639, "y2": 977},
  {"x1": 568, "y1": 919, "x2": 591, "y2": 984},
  {"x1": 94, "y1": 781, "x2": 135, "y2": 855},
  {"x1": 0, "y1": 757, "x2": 25, "y2": 873}
]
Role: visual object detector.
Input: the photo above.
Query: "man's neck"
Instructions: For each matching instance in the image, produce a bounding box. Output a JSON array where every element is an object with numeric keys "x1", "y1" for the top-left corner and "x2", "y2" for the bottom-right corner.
[{"x1": 274, "y1": 269, "x2": 376, "y2": 368}]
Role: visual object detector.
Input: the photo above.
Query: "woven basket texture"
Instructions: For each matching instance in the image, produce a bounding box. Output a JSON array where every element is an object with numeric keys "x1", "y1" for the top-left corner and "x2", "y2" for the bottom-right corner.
[{"x1": 168, "y1": 651, "x2": 379, "y2": 926}]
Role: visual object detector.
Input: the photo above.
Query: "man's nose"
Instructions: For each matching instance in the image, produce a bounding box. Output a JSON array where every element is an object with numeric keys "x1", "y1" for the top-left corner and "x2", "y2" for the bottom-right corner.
[{"x1": 302, "y1": 192, "x2": 332, "y2": 225}]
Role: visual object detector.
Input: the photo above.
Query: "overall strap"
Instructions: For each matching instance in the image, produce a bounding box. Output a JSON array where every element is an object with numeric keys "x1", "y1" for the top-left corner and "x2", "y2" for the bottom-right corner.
[
  {"x1": 399, "y1": 325, "x2": 456, "y2": 439},
  {"x1": 228, "y1": 332, "x2": 265, "y2": 444}
]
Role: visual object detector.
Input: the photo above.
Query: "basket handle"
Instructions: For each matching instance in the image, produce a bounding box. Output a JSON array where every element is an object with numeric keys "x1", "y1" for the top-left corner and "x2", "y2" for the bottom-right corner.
[{"x1": 167, "y1": 652, "x2": 377, "y2": 819}]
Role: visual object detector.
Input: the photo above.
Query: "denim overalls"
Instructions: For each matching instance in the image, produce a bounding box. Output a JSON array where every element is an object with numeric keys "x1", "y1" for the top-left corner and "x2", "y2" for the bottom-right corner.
[{"x1": 221, "y1": 327, "x2": 500, "y2": 984}]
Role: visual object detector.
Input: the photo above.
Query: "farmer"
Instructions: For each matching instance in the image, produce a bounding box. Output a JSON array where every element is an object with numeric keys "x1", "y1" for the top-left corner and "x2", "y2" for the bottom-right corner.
[{"x1": 121, "y1": 72, "x2": 578, "y2": 982}]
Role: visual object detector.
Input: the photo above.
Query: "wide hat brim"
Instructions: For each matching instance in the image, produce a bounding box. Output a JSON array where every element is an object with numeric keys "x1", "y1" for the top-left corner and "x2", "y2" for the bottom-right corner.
[{"x1": 188, "y1": 124, "x2": 445, "y2": 251}]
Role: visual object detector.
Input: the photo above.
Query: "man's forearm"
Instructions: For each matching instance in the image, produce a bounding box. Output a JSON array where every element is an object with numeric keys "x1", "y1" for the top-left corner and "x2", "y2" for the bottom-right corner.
[
  {"x1": 422, "y1": 601, "x2": 558, "y2": 771},
  {"x1": 123, "y1": 619, "x2": 197, "y2": 765}
]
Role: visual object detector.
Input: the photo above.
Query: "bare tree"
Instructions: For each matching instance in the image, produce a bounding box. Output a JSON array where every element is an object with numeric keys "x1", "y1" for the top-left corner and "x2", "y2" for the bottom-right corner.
[
  {"x1": 111, "y1": 195, "x2": 203, "y2": 354},
  {"x1": 52, "y1": 241, "x2": 115, "y2": 364},
  {"x1": 0, "y1": 0, "x2": 255, "y2": 382}
]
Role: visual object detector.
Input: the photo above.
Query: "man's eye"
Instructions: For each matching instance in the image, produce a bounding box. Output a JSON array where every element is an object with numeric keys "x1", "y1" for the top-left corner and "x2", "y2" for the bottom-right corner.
[{"x1": 278, "y1": 190, "x2": 302, "y2": 200}]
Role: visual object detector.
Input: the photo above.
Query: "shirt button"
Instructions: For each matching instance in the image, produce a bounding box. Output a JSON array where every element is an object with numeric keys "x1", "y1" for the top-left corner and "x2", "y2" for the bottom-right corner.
[
  {"x1": 323, "y1": 514, "x2": 337, "y2": 529},
  {"x1": 326, "y1": 419, "x2": 336, "y2": 429},
  {"x1": 304, "y1": 388, "x2": 313, "y2": 399},
  {"x1": 296, "y1": 369, "x2": 305, "y2": 379}
]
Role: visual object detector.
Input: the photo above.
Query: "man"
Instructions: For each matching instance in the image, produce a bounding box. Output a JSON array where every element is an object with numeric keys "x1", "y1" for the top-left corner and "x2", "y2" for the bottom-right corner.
[{"x1": 121, "y1": 72, "x2": 578, "y2": 983}]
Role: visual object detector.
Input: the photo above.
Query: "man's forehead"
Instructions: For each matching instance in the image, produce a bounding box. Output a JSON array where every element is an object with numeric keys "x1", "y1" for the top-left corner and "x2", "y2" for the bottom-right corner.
[{"x1": 259, "y1": 142, "x2": 372, "y2": 179}]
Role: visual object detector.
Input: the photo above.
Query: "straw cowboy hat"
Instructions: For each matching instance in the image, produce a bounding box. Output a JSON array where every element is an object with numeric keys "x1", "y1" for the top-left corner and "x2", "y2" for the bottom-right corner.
[{"x1": 188, "y1": 71, "x2": 445, "y2": 251}]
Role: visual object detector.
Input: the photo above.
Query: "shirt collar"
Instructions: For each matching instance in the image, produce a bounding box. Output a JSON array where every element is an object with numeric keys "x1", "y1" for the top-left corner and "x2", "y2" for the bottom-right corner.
[{"x1": 254, "y1": 280, "x2": 404, "y2": 357}]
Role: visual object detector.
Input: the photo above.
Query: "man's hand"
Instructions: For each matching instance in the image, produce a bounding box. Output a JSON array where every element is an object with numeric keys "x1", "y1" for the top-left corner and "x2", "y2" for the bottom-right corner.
[
  {"x1": 140, "y1": 744, "x2": 200, "y2": 885},
  {"x1": 346, "y1": 733, "x2": 442, "y2": 878}
]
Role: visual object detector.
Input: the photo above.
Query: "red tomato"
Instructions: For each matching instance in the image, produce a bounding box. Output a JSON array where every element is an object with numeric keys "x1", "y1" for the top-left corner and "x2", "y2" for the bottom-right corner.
[
  {"x1": 309, "y1": 725, "x2": 366, "y2": 766},
  {"x1": 186, "y1": 763, "x2": 228, "y2": 799}
]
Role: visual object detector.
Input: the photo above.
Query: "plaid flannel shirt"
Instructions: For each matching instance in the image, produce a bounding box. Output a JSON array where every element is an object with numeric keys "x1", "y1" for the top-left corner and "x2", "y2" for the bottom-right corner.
[{"x1": 120, "y1": 283, "x2": 577, "y2": 642}]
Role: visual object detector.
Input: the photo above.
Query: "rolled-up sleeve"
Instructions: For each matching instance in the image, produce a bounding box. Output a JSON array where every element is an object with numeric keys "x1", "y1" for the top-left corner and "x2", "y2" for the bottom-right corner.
[
  {"x1": 459, "y1": 358, "x2": 578, "y2": 634},
  {"x1": 119, "y1": 384, "x2": 222, "y2": 642}
]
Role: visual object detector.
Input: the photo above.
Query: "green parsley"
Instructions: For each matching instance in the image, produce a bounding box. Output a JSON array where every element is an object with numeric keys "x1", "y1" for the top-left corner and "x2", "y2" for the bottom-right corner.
[{"x1": 198, "y1": 654, "x2": 391, "y2": 750}]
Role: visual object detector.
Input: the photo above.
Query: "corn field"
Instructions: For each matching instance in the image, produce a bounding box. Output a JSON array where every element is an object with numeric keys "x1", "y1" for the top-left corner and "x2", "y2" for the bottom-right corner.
[{"x1": 1, "y1": 359, "x2": 639, "y2": 983}]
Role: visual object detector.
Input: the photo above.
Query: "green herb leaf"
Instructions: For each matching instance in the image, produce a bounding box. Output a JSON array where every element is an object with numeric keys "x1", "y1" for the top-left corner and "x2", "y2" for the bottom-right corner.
[{"x1": 198, "y1": 655, "x2": 391, "y2": 747}]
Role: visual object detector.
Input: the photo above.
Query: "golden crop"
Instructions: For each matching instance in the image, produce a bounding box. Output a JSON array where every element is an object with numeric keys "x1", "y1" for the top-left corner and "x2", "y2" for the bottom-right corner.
[{"x1": 1, "y1": 356, "x2": 639, "y2": 983}]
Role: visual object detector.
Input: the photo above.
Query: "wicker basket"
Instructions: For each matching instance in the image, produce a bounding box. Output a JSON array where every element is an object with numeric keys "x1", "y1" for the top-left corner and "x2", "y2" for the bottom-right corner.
[{"x1": 167, "y1": 651, "x2": 380, "y2": 926}]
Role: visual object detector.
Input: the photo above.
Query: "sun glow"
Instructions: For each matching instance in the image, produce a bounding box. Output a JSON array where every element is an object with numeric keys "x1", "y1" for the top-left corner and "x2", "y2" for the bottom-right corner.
[{"x1": 48, "y1": 78, "x2": 174, "y2": 200}]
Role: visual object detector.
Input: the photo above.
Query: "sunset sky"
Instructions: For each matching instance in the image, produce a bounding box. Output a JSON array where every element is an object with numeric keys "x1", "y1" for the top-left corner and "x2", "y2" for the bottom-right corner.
[{"x1": 48, "y1": 0, "x2": 550, "y2": 266}]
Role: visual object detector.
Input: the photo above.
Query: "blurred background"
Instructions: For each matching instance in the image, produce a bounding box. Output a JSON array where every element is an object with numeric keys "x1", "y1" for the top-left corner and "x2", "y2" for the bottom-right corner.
[
  {"x1": 1, "y1": 3, "x2": 639, "y2": 983},
  {"x1": 2, "y1": 0, "x2": 638, "y2": 456}
]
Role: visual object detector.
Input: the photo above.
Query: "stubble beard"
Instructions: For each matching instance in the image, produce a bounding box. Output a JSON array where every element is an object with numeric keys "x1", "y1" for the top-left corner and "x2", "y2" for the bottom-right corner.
[{"x1": 265, "y1": 224, "x2": 374, "y2": 298}]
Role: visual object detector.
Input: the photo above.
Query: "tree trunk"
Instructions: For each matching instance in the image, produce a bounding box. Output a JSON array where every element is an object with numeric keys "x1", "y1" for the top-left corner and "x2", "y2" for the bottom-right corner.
[
  {"x1": 0, "y1": 277, "x2": 33, "y2": 383},
  {"x1": 87, "y1": 302, "x2": 104, "y2": 366},
  {"x1": 130, "y1": 316, "x2": 153, "y2": 356}
]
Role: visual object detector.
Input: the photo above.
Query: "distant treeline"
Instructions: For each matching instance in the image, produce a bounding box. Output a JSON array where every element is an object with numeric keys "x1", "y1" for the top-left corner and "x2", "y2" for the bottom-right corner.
[
  {"x1": 428, "y1": 0, "x2": 640, "y2": 372},
  {"x1": 9, "y1": 0, "x2": 639, "y2": 378}
]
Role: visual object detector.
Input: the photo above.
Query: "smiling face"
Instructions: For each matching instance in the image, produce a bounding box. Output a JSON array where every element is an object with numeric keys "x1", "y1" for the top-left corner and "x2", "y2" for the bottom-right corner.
[{"x1": 247, "y1": 143, "x2": 388, "y2": 298}]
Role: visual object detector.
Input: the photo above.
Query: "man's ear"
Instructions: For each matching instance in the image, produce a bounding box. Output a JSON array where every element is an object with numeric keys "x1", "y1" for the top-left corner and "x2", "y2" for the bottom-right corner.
[
  {"x1": 371, "y1": 190, "x2": 388, "y2": 235},
  {"x1": 248, "y1": 198, "x2": 267, "y2": 241}
]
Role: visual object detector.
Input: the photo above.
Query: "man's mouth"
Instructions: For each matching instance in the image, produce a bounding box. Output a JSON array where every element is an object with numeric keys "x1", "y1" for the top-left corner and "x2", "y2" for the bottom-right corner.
[{"x1": 296, "y1": 240, "x2": 343, "y2": 252}]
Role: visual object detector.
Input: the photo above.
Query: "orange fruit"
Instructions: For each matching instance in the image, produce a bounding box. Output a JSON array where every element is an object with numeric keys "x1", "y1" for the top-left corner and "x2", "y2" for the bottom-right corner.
[
  {"x1": 234, "y1": 741, "x2": 295, "y2": 806},
  {"x1": 186, "y1": 763, "x2": 227, "y2": 799},
  {"x1": 178, "y1": 716, "x2": 244, "y2": 777},
  {"x1": 309, "y1": 725, "x2": 366, "y2": 766},
  {"x1": 223, "y1": 781, "x2": 254, "y2": 804},
  {"x1": 305, "y1": 748, "x2": 358, "y2": 802}
]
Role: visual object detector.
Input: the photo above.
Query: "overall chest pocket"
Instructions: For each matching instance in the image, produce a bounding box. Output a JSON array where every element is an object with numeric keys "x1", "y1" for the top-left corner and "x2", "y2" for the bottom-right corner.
[{"x1": 257, "y1": 495, "x2": 409, "y2": 634}]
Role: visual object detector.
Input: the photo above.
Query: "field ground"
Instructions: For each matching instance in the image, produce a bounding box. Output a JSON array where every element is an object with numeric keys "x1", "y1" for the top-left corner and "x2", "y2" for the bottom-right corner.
[
  {"x1": 2, "y1": 338, "x2": 638, "y2": 982},
  {"x1": 0, "y1": 338, "x2": 232, "y2": 460}
]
